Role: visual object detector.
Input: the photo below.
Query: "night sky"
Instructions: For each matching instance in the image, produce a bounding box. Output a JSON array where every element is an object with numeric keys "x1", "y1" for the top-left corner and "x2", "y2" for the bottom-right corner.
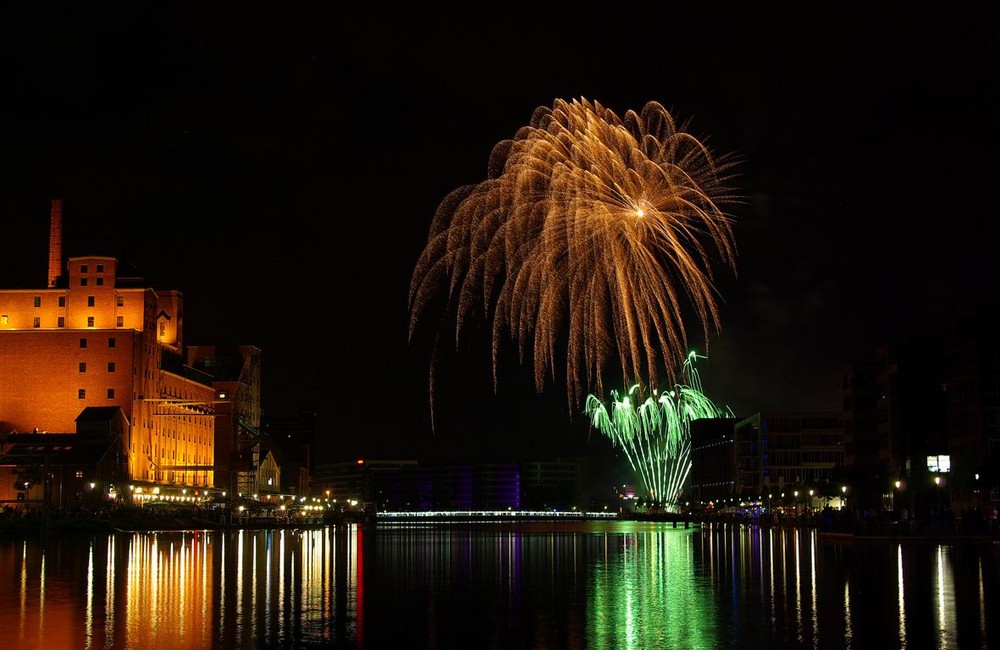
[{"x1": 1, "y1": 5, "x2": 997, "y2": 463}]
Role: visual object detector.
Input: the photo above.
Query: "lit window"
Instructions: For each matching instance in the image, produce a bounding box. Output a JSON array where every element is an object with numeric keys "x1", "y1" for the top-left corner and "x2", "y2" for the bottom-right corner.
[
  {"x1": 927, "y1": 455, "x2": 951, "y2": 473},
  {"x1": 87, "y1": 316, "x2": 95, "y2": 327},
  {"x1": 160, "y1": 321, "x2": 166, "y2": 337},
  {"x1": 33, "y1": 296, "x2": 41, "y2": 308},
  {"x1": 0, "y1": 315, "x2": 6, "y2": 324},
  {"x1": 57, "y1": 316, "x2": 64, "y2": 328},
  {"x1": 116, "y1": 316, "x2": 123, "y2": 327},
  {"x1": 78, "y1": 389, "x2": 86, "y2": 399},
  {"x1": 116, "y1": 296, "x2": 124, "y2": 307},
  {"x1": 32, "y1": 317, "x2": 40, "y2": 328},
  {"x1": 88, "y1": 296, "x2": 95, "y2": 307},
  {"x1": 79, "y1": 362, "x2": 86, "y2": 373},
  {"x1": 75, "y1": 470, "x2": 83, "y2": 479},
  {"x1": 107, "y1": 388, "x2": 115, "y2": 399}
]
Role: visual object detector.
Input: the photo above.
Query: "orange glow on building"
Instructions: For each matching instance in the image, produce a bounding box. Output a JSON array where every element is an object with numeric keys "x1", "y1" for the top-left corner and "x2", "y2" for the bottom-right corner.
[{"x1": 0, "y1": 203, "x2": 261, "y2": 501}]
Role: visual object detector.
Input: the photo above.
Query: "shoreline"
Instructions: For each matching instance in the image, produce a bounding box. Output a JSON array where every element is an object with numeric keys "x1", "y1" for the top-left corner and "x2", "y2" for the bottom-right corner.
[{"x1": 2, "y1": 511, "x2": 998, "y2": 547}]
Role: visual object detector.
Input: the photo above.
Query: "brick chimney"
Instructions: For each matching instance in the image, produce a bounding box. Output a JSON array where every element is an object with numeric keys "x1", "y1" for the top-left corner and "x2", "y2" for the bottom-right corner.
[{"x1": 48, "y1": 198, "x2": 62, "y2": 287}]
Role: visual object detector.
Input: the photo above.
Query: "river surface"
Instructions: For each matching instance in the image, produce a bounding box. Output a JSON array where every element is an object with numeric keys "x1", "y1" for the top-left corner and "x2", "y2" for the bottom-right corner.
[{"x1": 0, "y1": 520, "x2": 996, "y2": 649}]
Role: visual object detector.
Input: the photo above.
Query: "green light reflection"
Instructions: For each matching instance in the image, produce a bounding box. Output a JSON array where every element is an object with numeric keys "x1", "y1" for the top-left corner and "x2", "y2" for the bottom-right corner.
[{"x1": 588, "y1": 528, "x2": 717, "y2": 649}]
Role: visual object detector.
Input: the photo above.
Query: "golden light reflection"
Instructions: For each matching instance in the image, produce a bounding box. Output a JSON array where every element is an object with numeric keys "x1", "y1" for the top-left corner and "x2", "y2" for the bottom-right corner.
[
  {"x1": 794, "y1": 529, "x2": 802, "y2": 642},
  {"x1": 809, "y1": 533, "x2": 817, "y2": 638},
  {"x1": 844, "y1": 581, "x2": 852, "y2": 644},
  {"x1": 0, "y1": 528, "x2": 361, "y2": 648},
  {"x1": 897, "y1": 544, "x2": 906, "y2": 646},
  {"x1": 935, "y1": 546, "x2": 957, "y2": 648},
  {"x1": 85, "y1": 542, "x2": 94, "y2": 650}
]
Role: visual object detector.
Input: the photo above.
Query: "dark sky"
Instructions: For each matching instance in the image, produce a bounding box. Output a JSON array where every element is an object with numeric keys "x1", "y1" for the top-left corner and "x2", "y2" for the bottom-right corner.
[{"x1": 1, "y1": 5, "x2": 997, "y2": 462}]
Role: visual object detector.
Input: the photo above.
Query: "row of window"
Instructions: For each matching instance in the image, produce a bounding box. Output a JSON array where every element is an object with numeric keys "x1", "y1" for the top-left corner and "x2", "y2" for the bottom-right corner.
[
  {"x1": 78, "y1": 388, "x2": 116, "y2": 399},
  {"x1": 23, "y1": 316, "x2": 127, "y2": 328},
  {"x1": 80, "y1": 337, "x2": 116, "y2": 348},
  {"x1": 79, "y1": 362, "x2": 116, "y2": 372},
  {"x1": 32, "y1": 295, "x2": 125, "y2": 307}
]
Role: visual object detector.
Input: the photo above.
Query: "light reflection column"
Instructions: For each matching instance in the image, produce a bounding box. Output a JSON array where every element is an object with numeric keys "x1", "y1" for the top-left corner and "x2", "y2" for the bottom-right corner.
[
  {"x1": 85, "y1": 542, "x2": 94, "y2": 650},
  {"x1": 897, "y1": 544, "x2": 906, "y2": 646}
]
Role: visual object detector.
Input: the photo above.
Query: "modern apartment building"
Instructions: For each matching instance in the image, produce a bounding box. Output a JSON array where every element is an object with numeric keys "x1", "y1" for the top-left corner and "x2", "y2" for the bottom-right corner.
[{"x1": 734, "y1": 411, "x2": 844, "y2": 500}]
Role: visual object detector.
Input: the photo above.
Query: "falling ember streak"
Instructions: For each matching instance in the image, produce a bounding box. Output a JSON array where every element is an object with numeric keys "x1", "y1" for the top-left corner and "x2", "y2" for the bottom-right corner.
[{"x1": 409, "y1": 98, "x2": 741, "y2": 424}]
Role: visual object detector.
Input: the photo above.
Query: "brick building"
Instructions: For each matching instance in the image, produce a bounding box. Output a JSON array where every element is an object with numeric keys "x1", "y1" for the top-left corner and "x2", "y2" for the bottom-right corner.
[{"x1": 0, "y1": 200, "x2": 261, "y2": 507}]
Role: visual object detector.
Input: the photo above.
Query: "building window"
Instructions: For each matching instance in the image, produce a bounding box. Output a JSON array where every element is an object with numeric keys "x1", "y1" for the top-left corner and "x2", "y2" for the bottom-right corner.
[
  {"x1": 116, "y1": 316, "x2": 123, "y2": 327},
  {"x1": 96, "y1": 264, "x2": 103, "y2": 273},
  {"x1": 96, "y1": 277, "x2": 104, "y2": 286},
  {"x1": 75, "y1": 470, "x2": 84, "y2": 479},
  {"x1": 0, "y1": 315, "x2": 6, "y2": 324},
  {"x1": 78, "y1": 389, "x2": 86, "y2": 399},
  {"x1": 32, "y1": 317, "x2": 40, "y2": 328},
  {"x1": 57, "y1": 316, "x2": 64, "y2": 328},
  {"x1": 160, "y1": 321, "x2": 166, "y2": 337},
  {"x1": 79, "y1": 362, "x2": 86, "y2": 372},
  {"x1": 107, "y1": 388, "x2": 115, "y2": 399},
  {"x1": 88, "y1": 296, "x2": 95, "y2": 307},
  {"x1": 33, "y1": 296, "x2": 41, "y2": 308},
  {"x1": 58, "y1": 296, "x2": 65, "y2": 307},
  {"x1": 87, "y1": 316, "x2": 95, "y2": 327},
  {"x1": 108, "y1": 337, "x2": 116, "y2": 348},
  {"x1": 79, "y1": 338, "x2": 87, "y2": 348},
  {"x1": 108, "y1": 362, "x2": 115, "y2": 372},
  {"x1": 80, "y1": 278, "x2": 87, "y2": 286},
  {"x1": 116, "y1": 296, "x2": 124, "y2": 307},
  {"x1": 81, "y1": 265, "x2": 88, "y2": 273}
]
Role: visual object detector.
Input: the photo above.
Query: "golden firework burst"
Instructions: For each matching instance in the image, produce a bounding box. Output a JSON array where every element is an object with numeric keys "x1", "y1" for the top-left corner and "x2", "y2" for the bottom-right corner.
[{"x1": 410, "y1": 97, "x2": 740, "y2": 416}]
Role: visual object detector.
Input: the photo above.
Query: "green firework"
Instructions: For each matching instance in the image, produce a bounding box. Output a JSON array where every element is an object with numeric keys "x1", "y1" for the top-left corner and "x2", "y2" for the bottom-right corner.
[{"x1": 585, "y1": 352, "x2": 732, "y2": 508}]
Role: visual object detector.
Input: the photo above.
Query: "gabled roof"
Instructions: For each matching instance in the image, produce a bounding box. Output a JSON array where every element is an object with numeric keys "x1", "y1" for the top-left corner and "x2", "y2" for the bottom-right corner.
[{"x1": 75, "y1": 406, "x2": 123, "y2": 423}]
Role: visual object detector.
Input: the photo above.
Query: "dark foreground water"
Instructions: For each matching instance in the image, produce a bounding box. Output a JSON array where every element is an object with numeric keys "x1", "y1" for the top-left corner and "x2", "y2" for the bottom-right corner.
[{"x1": 0, "y1": 520, "x2": 997, "y2": 649}]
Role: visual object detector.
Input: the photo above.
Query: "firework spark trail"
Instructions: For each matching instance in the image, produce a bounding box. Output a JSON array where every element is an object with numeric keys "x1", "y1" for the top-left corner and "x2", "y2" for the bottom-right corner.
[
  {"x1": 409, "y1": 98, "x2": 740, "y2": 420},
  {"x1": 585, "y1": 352, "x2": 731, "y2": 506}
]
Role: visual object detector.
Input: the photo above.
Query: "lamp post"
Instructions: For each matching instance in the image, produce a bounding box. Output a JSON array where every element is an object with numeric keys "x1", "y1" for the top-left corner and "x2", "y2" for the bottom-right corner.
[
  {"x1": 793, "y1": 490, "x2": 799, "y2": 518},
  {"x1": 840, "y1": 485, "x2": 847, "y2": 511}
]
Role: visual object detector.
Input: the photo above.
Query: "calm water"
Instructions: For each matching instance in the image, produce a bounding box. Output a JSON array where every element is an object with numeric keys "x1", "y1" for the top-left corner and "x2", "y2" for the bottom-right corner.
[{"x1": 0, "y1": 521, "x2": 997, "y2": 649}]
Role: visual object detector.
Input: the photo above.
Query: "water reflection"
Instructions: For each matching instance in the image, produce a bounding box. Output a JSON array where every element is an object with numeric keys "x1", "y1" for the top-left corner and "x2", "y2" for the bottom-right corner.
[
  {"x1": 1, "y1": 526, "x2": 362, "y2": 649},
  {"x1": 0, "y1": 522, "x2": 996, "y2": 648}
]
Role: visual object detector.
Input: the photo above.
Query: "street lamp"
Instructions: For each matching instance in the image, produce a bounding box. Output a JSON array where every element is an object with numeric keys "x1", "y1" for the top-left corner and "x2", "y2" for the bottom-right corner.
[{"x1": 934, "y1": 475, "x2": 942, "y2": 517}]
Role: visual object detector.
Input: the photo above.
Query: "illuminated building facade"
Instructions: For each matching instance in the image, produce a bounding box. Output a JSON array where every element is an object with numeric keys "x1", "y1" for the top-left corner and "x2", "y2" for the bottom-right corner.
[
  {"x1": 0, "y1": 200, "x2": 260, "y2": 503},
  {"x1": 688, "y1": 417, "x2": 738, "y2": 506},
  {"x1": 734, "y1": 411, "x2": 844, "y2": 501}
]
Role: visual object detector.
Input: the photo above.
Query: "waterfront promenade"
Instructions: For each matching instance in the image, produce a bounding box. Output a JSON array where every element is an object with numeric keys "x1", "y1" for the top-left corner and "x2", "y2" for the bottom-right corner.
[{"x1": 2, "y1": 504, "x2": 998, "y2": 547}]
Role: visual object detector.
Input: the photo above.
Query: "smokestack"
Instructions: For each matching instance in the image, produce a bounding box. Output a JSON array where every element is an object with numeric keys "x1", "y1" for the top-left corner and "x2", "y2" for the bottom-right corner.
[{"x1": 48, "y1": 198, "x2": 63, "y2": 287}]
